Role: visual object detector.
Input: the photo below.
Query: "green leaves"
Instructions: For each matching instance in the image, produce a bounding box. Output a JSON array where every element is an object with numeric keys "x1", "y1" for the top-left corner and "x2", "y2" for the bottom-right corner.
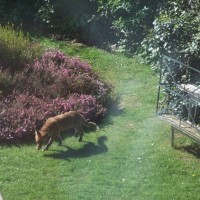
[
  {"x1": 139, "y1": 0, "x2": 200, "y2": 70},
  {"x1": 0, "y1": 24, "x2": 43, "y2": 71}
]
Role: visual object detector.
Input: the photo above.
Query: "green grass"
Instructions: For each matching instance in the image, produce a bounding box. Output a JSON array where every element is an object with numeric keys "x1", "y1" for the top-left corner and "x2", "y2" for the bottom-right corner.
[{"x1": 1, "y1": 38, "x2": 200, "y2": 200}]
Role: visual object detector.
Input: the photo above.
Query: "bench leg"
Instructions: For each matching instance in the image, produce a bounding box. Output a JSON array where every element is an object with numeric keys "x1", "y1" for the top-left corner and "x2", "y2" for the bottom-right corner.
[{"x1": 171, "y1": 126, "x2": 175, "y2": 148}]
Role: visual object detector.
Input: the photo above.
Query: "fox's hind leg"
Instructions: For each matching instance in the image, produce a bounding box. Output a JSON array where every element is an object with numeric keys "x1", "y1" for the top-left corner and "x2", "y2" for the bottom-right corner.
[
  {"x1": 78, "y1": 128, "x2": 84, "y2": 142},
  {"x1": 75, "y1": 129, "x2": 78, "y2": 138},
  {"x1": 75, "y1": 123, "x2": 84, "y2": 142},
  {"x1": 74, "y1": 128, "x2": 84, "y2": 142},
  {"x1": 58, "y1": 133, "x2": 62, "y2": 146}
]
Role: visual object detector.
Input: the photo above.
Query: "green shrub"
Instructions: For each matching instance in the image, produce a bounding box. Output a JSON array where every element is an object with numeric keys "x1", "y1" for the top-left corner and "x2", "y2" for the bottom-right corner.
[
  {"x1": 0, "y1": 69, "x2": 12, "y2": 97},
  {"x1": 139, "y1": 0, "x2": 200, "y2": 70},
  {"x1": 0, "y1": 0, "x2": 39, "y2": 25},
  {"x1": 0, "y1": 24, "x2": 43, "y2": 71},
  {"x1": 35, "y1": 0, "x2": 105, "y2": 45},
  {"x1": 0, "y1": 0, "x2": 111, "y2": 47},
  {"x1": 96, "y1": 0, "x2": 165, "y2": 54}
]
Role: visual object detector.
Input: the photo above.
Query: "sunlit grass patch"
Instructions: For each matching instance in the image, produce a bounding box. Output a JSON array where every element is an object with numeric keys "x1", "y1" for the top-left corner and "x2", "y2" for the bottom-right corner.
[{"x1": 1, "y1": 37, "x2": 200, "y2": 200}]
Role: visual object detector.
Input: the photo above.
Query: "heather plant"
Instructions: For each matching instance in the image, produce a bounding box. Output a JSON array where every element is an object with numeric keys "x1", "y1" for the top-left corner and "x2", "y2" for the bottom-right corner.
[
  {"x1": 13, "y1": 49, "x2": 111, "y2": 101},
  {"x1": 0, "y1": 49, "x2": 111, "y2": 141},
  {"x1": 65, "y1": 93, "x2": 106, "y2": 121},
  {"x1": 0, "y1": 93, "x2": 106, "y2": 140}
]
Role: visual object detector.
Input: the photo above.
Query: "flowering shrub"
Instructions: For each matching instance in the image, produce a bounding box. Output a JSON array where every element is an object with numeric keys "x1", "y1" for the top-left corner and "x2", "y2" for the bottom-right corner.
[
  {"x1": 0, "y1": 49, "x2": 111, "y2": 141},
  {"x1": 0, "y1": 93, "x2": 106, "y2": 140},
  {"x1": 13, "y1": 49, "x2": 111, "y2": 101},
  {"x1": 65, "y1": 94, "x2": 106, "y2": 120}
]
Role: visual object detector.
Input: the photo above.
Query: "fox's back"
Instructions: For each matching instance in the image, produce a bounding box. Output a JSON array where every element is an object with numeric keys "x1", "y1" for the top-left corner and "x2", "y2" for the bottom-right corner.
[
  {"x1": 54, "y1": 111, "x2": 82, "y2": 130},
  {"x1": 41, "y1": 111, "x2": 82, "y2": 134}
]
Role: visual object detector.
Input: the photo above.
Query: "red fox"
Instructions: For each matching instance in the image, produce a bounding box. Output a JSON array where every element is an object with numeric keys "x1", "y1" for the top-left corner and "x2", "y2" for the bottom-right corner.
[{"x1": 35, "y1": 111, "x2": 99, "y2": 151}]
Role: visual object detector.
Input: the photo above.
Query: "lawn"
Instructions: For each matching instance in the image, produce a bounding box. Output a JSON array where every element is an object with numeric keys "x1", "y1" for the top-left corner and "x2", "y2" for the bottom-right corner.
[{"x1": 1, "y1": 38, "x2": 200, "y2": 200}]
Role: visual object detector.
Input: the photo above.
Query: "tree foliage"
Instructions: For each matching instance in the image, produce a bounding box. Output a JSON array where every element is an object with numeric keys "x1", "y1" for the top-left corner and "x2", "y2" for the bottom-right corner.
[
  {"x1": 97, "y1": 0, "x2": 165, "y2": 53},
  {"x1": 0, "y1": 0, "x2": 200, "y2": 67},
  {"x1": 139, "y1": 0, "x2": 200, "y2": 69}
]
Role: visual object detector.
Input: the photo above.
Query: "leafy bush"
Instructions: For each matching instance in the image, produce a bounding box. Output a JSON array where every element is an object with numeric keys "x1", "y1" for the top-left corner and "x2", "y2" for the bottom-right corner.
[
  {"x1": 0, "y1": 0, "x2": 165, "y2": 53},
  {"x1": 0, "y1": 49, "x2": 111, "y2": 141},
  {"x1": 2, "y1": 0, "x2": 200, "y2": 60},
  {"x1": 34, "y1": 0, "x2": 103, "y2": 43},
  {"x1": 96, "y1": 0, "x2": 165, "y2": 54},
  {"x1": 0, "y1": 69, "x2": 13, "y2": 97},
  {"x1": 0, "y1": 0, "x2": 40, "y2": 25},
  {"x1": 139, "y1": 0, "x2": 200, "y2": 70},
  {"x1": 0, "y1": 24, "x2": 43, "y2": 71}
]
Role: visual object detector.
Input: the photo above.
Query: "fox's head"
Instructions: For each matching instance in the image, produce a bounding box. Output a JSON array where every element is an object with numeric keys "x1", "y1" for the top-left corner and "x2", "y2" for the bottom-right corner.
[{"x1": 34, "y1": 130, "x2": 44, "y2": 150}]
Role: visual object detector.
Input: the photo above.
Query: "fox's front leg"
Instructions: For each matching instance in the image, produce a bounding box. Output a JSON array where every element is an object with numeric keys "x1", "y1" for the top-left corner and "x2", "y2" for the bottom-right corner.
[{"x1": 43, "y1": 137, "x2": 54, "y2": 151}]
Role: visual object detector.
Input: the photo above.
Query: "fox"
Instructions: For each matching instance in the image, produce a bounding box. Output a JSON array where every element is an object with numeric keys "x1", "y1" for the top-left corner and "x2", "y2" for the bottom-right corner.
[{"x1": 35, "y1": 111, "x2": 99, "y2": 151}]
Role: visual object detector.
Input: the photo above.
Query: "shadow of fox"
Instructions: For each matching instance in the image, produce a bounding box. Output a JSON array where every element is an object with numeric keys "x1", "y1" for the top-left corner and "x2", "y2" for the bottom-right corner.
[{"x1": 43, "y1": 136, "x2": 108, "y2": 160}]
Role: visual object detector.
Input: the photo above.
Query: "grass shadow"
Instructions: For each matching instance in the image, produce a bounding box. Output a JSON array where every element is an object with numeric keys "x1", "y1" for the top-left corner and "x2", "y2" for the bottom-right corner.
[
  {"x1": 175, "y1": 143, "x2": 200, "y2": 159},
  {"x1": 43, "y1": 136, "x2": 108, "y2": 161},
  {"x1": 107, "y1": 97, "x2": 124, "y2": 117},
  {"x1": 0, "y1": 136, "x2": 35, "y2": 148},
  {"x1": 99, "y1": 97, "x2": 124, "y2": 127}
]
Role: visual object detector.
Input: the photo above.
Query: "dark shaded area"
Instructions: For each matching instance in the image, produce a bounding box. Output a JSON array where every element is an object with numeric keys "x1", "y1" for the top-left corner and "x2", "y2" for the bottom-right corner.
[
  {"x1": 175, "y1": 143, "x2": 200, "y2": 159},
  {"x1": 0, "y1": 136, "x2": 34, "y2": 148},
  {"x1": 43, "y1": 136, "x2": 108, "y2": 161},
  {"x1": 99, "y1": 97, "x2": 124, "y2": 127}
]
